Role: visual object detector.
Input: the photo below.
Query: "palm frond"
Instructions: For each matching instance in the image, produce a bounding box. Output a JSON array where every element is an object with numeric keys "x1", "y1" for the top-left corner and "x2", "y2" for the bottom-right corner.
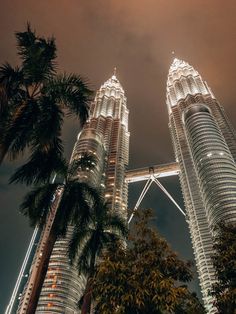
[
  {"x1": 9, "y1": 143, "x2": 67, "y2": 185},
  {"x1": 16, "y1": 23, "x2": 36, "y2": 50},
  {"x1": 79, "y1": 183, "x2": 102, "y2": 213},
  {"x1": 0, "y1": 63, "x2": 24, "y2": 99},
  {"x1": 0, "y1": 83, "x2": 8, "y2": 120},
  {"x1": 56, "y1": 182, "x2": 93, "y2": 232},
  {"x1": 3, "y1": 99, "x2": 40, "y2": 159},
  {"x1": 0, "y1": 63, "x2": 24, "y2": 123},
  {"x1": 31, "y1": 96, "x2": 64, "y2": 148},
  {"x1": 70, "y1": 199, "x2": 128, "y2": 279},
  {"x1": 68, "y1": 152, "x2": 97, "y2": 178},
  {"x1": 76, "y1": 232, "x2": 100, "y2": 275},
  {"x1": 43, "y1": 73, "x2": 93, "y2": 125},
  {"x1": 20, "y1": 183, "x2": 59, "y2": 227},
  {"x1": 69, "y1": 224, "x2": 92, "y2": 263},
  {"x1": 103, "y1": 214, "x2": 128, "y2": 238},
  {"x1": 16, "y1": 24, "x2": 57, "y2": 83}
]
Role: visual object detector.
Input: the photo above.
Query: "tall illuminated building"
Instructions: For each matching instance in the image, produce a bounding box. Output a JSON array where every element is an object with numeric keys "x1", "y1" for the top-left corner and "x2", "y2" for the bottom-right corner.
[
  {"x1": 167, "y1": 58, "x2": 236, "y2": 312},
  {"x1": 15, "y1": 71, "x2": 129, "y2": 313}
]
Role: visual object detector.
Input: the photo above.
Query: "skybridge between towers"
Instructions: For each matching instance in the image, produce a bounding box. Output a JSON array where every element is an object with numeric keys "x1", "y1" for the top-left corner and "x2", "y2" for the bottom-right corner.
[
  {"x1": 126, "y1": 162, "x2": 179, "y2": 183},
  {"x1": 125, "y1": 162, "x2": 185, "y2": 224}
]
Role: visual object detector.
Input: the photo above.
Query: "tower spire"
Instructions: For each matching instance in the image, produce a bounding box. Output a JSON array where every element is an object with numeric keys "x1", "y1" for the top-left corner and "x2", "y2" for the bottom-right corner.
[
  {"x1": 100, "y1": 68, "x2": 124, "y2": 95},
  {"x1": 166, "y1": 58, "x2": 214, "y2": 112}
]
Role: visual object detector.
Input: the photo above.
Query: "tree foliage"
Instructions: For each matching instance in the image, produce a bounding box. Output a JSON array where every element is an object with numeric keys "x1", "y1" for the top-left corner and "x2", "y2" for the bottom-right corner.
[
  {"x1": 92, "y1": 209, "x2": 205, "y2": 314},
  {"x1": 0, "y1": 24, "x2": 92, "y2": 183},
  {"x1": 19, "y1": 153, "x2": 100, "y2": 313},
  {"x1": 20, "y1": 153, "x2": 100, "y2": 236},
  {"x1": 69, "y1": 201, "x2": 128, "y2": 314},
  {"x1": 209, "y1": 223, "x2": 236, "y2": 314}
]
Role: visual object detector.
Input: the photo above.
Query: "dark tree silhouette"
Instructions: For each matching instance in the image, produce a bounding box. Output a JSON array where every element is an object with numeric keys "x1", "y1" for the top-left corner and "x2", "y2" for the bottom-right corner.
[
  {"x1": 92, "y1": 209, "x2": 205, "y2": 314},
  {"x1": 68, "y1": 201, "x2": 128, "y2": 314},
  {"x1": 209, "y1": 223, "x2": 236, "y2": 314},
  {"x1": 18, "y1": 153, "x2": 100, "y2": 313},
  {"x1": 0, "y1": 24, "x2": 92, "y2": 185}
]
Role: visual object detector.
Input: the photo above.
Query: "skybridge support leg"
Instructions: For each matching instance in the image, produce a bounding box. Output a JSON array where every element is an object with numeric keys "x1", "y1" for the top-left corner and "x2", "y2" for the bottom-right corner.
[
  {"x1": 128, "y1": 178, "x2": 153, "y2": 224},
  {"x1": 5, "y1": 227, "x2": 39, "y2": 314},
  {"x1": 153, "y1": 177, "x2": 185, "y2": 216},
  {"x1": 128, "y1": 174, "x2": 185, "y2": 224}
]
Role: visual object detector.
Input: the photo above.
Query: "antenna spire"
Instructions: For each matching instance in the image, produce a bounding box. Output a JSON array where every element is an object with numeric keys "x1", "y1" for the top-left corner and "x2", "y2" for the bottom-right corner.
[{"x1": 113, "y1": 67, "x2": 117, "y2": 76}]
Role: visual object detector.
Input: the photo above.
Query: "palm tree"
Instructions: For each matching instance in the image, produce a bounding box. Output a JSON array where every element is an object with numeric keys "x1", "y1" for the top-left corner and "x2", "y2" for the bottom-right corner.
[
  {"x1": 69, "y1": 201, "x2": 128, "y2": 314},
  {"x1": 18, "y1": 152, "x2": 100, "y2": 313},
  {"x1": 0, "y1": 24, "x2": 92, "y2": 184}
]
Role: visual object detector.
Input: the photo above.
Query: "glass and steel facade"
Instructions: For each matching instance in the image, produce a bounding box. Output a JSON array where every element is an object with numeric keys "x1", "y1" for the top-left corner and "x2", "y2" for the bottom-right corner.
[
  {"x1": 184, "y1": 104, "x2": 236, "y2": 229},
  {"x1": 17, "y1": 73, "x2": 129, "y2": 313},
  {"x1": 167, "y1": 59, "x2": 236, "y2": 313}
]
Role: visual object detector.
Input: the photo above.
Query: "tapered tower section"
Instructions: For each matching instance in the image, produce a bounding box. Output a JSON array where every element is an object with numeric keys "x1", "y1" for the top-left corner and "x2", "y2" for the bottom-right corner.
[
  {"x1": 167, "y1": 58, "x2": 236, "y2": 313},
  {"x1": 17, "y1": 73, "x2": 129, "y2": 314},
  {"x1": 35, "y1": 73, "x2": 129, "y2": 313},
  {"x1": 74, "y1": 71, "x2": 130, "y2": 216}
]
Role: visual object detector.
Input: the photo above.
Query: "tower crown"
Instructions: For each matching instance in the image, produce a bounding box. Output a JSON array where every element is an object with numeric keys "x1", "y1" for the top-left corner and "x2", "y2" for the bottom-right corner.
[
  {"x1": 168, "y1": 58, "x2": 200, "y2": 84},
  {"x1": 169, "y1": 58, "x2": 191, "y2": 72},
  {"x1": 166, "y1": 58, "x2": 214, "y2": 113},
  {"x1": 100, "y1": 70, "x2": 124, "y2": 94},
  {"x1": 92, "y1": 71, "x2": 128, "y2": 129}
]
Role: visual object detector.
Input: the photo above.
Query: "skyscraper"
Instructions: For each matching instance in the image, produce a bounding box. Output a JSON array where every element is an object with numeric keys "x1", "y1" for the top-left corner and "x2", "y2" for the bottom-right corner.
[
  {"x1": 16, "y1": 72, "x2": 129, "y2": 313},
  {"x1": 167, "y1": 58, "x2": 236, "y2": 312}
]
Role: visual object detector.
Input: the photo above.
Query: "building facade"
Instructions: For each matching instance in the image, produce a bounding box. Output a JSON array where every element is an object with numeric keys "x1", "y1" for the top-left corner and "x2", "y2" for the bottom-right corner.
[
  {"x1": 16, "y1": 72, "x2": 129, "y2": 313},
  {"x1": 167, "y1": 58, "x2": 236, "y2": 312}
]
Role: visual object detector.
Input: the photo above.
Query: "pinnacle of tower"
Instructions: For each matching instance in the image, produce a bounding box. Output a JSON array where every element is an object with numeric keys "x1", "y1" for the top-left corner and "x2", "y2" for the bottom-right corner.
[
  {"x1": 169, "y1": 58, "x2": 191, "y2": 72},
  {"x1": 101, "y1": 68, "x2": 124, "y2": 93},
  {"x1": 167, "y1": 58, "x2": 200, "y2": 85},
  {"x1": 112, "y1": 66, "x2": 117, "y2": 79},
  {"x1": 166, "y1": 58, "x2": 214, "y2": 112}
]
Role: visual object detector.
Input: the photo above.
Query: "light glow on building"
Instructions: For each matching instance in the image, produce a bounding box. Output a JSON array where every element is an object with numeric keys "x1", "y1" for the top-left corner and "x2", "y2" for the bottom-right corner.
[{"x1": 167, "y1": 58, "x2": 236, "y2": 313}]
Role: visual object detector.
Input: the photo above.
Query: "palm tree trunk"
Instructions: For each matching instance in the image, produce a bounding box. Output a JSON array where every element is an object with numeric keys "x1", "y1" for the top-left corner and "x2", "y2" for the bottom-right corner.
[
  {"x1": 25, "y1": 229, "x2": 57, "y2": 314},
  {"x1": 24, "y1": 188, "x2": 63, "y2": 313},
  {"x1": 81, "y1": 252, "x2": 96, "y2": 314}
]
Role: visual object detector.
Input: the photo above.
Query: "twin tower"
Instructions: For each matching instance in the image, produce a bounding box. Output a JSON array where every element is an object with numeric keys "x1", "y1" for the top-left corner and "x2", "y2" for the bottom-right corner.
[{"x1": 15, "y1": 59, "x2": 236, "y2": 314}]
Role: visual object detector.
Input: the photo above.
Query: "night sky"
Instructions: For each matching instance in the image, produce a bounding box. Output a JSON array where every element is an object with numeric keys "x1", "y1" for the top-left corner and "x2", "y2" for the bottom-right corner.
[{"x1": 1, "y1": 0, "x2": 236, "y2": 311}]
